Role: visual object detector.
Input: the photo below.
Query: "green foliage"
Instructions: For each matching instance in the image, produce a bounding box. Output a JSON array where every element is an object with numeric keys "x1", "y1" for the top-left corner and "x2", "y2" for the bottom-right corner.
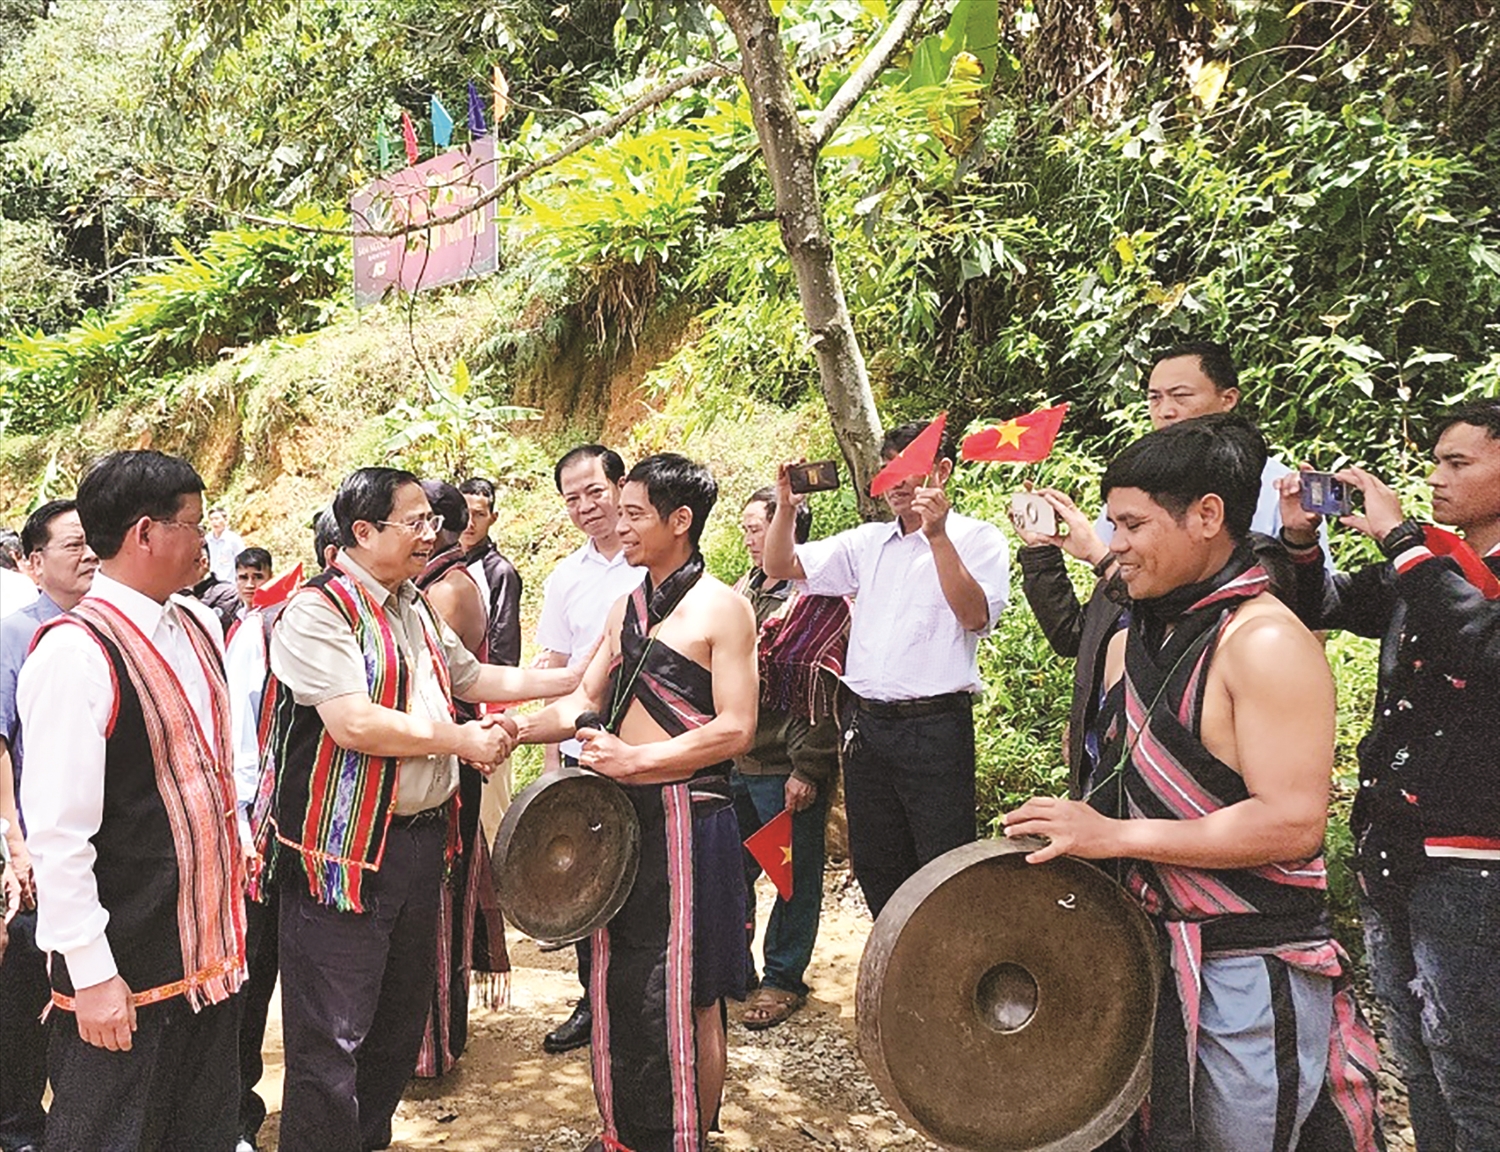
[
  {"x1": 381, "y1": 358, "x2": 545, "y2": 482},
  {"x1": 0, "y1": 209, "x2": 347, "y2": 433}
]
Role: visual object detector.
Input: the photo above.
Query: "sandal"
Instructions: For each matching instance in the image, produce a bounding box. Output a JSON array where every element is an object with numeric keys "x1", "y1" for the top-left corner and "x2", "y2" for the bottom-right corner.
[{"x1": 741, "y1": 985, "x2": 805, "y2": 1031}]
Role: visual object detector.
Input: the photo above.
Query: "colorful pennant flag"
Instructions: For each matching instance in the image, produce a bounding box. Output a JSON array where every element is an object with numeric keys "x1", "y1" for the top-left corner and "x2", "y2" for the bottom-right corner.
[
  {"x1": 253, "y1": 562, "x2": 304, "y2": 609},
  {"x1": 431, "y1": 96, "x2": 454, "y2": 148},
  {"x1": 744, "y1": 808, "x2": 794, "y2": 901},
  {"x1": 870, "y1": 413, "x2": 947, "y2": 498},
  {"x1": 1423, "y1": 526, "x2": 1500, "y2": 599},
  {"x1": 961, "y1": 403, "x2": 1069, "y2": 464},
  {"x1": 467, "y1": 80, "x2": 488, "y2": 137},
  {"x1": 401, "y1": 109, "x2": 420, "y2": 166},
  {"x1": 493, "y1": 63, "x2": 511, "y2": 126},
  {"x1": 375, "y1": 120, "x2": 391, "y2": 170}
]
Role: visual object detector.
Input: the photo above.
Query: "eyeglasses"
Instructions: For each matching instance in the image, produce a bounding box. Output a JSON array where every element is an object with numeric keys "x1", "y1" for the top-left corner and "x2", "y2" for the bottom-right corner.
[
  {"x1": 377, "y1": 514, "x2": 444, "y2": 535},
  {"x1": 152, "y1": 518, "x2": 208, "y2": 538}
]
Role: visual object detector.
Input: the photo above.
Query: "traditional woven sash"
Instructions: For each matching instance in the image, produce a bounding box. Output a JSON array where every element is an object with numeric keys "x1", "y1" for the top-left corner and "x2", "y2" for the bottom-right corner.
[
  {"x1": 1119, "y1": 555, "x2": 1381, "y2": 1147},
  {"x1": 254, "y1": 566, "x2": 453, "y2": 912},
  {"x1": 51, "y1": 598, "x2": 246, "y2": 1010},
  {"x1": 734, "y1": 569, "x2": 849, "y2": 722},
  {"x1": 603, "y1": 556, "x2": 715, "y2": 738}
]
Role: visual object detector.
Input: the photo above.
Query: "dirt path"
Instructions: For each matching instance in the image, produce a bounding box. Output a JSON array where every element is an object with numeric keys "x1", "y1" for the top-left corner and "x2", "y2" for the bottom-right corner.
[{"x1": 250, "y1": 867, "x2": 1417, "y2": 1152}]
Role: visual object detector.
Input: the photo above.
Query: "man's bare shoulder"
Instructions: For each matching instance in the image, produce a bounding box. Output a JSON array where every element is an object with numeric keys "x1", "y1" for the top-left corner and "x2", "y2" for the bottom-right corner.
[
  {"x1": 687, "y1": 574, "x2": 755, "y2": 636},
  {"x1": 1219, "y1": 592, "x2": 1326, "y2": 677}
]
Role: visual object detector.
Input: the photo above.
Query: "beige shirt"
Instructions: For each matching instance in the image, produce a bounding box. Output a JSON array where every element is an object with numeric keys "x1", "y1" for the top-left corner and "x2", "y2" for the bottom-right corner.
[{"x1": 269, "y1": 551, "x2": 483, "y2": 815}]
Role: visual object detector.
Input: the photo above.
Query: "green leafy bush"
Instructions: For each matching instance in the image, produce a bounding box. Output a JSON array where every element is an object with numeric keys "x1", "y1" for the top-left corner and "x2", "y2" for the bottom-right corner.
[{"x1": 0, "y1": 208, "x2": 348, "y2": 433}]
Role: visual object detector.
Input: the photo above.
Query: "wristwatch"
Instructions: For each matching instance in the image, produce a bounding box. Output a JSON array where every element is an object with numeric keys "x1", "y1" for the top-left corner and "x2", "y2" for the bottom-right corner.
[{"x1": 1378, "y1": 520, "x2": 1425, "y2": 560}]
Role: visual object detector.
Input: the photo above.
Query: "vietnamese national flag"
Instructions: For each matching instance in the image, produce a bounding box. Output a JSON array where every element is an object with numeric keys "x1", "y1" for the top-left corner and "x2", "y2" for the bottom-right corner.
[
  {"x1": 1423, "y1": 526, "x2": 1500, "y2": 599},
  {"x1": 961, "y1": 403, "x2": 1069, "y2": 464},
  {"x1": 744, "y1": 808, "x2": 793, "y2": 901},
  {"x1": 400, "y1": 109, "x2": 420, "y2": 166},
  {"x1": 253, "y1": 562, "x2": 304, "y2": 609},
  {"x1": 870, "y1": 413, "x2": 947, "y2": 498}
]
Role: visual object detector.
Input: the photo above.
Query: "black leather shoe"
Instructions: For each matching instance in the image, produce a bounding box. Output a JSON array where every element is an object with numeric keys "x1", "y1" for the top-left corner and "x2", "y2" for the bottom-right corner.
[{"x1": 543, "y1": 999, "x2": 592, "y2": 1053}]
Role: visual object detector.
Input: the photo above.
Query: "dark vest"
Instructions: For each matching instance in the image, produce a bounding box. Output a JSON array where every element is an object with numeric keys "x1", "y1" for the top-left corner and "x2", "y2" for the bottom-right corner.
[{"x1": 52, "y1": 627, "x2": 183, "y2": 998}]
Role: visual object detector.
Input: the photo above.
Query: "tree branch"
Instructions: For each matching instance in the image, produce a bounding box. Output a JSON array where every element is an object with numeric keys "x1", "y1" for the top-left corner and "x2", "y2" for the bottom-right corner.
[
  {"x1": 809, "y1": 0, "x2": 928, "y2": 150},
  {"x1": 218, "y1": 61, "x2": 739, "y2": 239}
]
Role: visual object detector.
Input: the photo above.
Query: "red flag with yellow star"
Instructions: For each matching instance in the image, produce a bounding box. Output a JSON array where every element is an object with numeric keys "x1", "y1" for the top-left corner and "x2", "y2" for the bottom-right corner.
[
  {"x1": 744, "y1": 808, "x2": 793, "y2": 900},
  {"x1": 961, "y1": 403, "x2": 1069, "y2": 464}
]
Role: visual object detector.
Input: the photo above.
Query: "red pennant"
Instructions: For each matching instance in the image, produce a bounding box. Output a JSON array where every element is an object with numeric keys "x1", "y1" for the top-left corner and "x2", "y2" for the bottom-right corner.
[
  {"x1": 870, "y1": 413, "x2": 947, "y2": 498},
  {"x1": 961, "y1": 403, "x2": 1069, "y2": 464},
  {"x1": 400, "y1": 109, "x2": 420, "y2": 166},
  {"x1": 1422, "y1": 527, "x2": 1500, "y2": 600},
  {"x1": 252, "y1": 562, "x2": 303, "y2": 609},
  {"x1": 744, "y1": 808, "x2": 793, "y2": 901}
]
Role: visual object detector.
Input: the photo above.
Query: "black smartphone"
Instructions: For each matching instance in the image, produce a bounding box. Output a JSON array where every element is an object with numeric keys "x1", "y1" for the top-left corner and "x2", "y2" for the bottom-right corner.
[
  {"x1": 787, "y1": 460, "x2": 840, "y2": 494},
  {"x1": 1300, "y1": 472, "x2": 1352, "y2": 517}
]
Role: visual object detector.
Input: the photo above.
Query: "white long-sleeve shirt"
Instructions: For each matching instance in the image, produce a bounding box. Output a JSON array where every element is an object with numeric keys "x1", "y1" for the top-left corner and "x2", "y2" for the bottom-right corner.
[
  {"x1": 224, "y1": 609, "x2": 270, "y2": 848},
  {"x1": 18, "y1": 572, "x2": 223, "y2": 991}
]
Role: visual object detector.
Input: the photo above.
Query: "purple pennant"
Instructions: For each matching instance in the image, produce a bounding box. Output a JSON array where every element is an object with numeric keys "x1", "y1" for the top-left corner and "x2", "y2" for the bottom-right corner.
[{"x1": 467, "y1": 80, "x2": 488, "y2": 137}]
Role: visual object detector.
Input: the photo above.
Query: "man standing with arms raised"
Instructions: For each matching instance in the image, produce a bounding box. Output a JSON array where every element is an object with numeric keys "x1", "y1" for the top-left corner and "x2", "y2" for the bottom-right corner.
[
  {"x1": 763, "y1": 422, "x2": 1010, "y2": 917},
  {"x1": 0, "y1": 499, "x2": 98, "y2": 1152},
  {"x1": 533, "y1": 444, "x2": 643, "y2": 1053},
  {"x1": 516, "y1": 453, "x2": 758, "y2": 1152},
  {"x1": 256, "y1": 467, "x2": 579, "y2": 1152},
  {"x1": 20, "y1": 451, "x2": 246, "y2": 1149}
]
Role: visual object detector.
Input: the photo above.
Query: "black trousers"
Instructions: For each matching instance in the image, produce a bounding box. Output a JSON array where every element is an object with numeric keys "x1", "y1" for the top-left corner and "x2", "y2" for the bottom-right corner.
[
  {"x1": 237, "y1": 887, "x2": 280, "y2": 1141},
  {"x1": 45, "y1": 991, "x2": 239, "y2": 1152},
  {"x1": 276, "y1": 816, "x2": 446, "y2": 1152},
  {"x1": 841, "y1": 702, "x2": 977, "y2": 919},
  {"x1": 0, "y1": 909, "x2": 49, "y2": 1149}
]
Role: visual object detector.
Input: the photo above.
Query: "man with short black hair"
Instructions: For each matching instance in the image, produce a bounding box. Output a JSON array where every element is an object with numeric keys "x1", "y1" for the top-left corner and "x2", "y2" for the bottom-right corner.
[
  {"x1": 20, "y1": 451, "x2": 247, "y2": 1149},
  {"x1": 533, "y1": 444, "x2": 644, "y2": 1053},
  {"x1": 0, "y1": 499, "x2": 98, "y2": 1152},
  {"x1": 234, "y1": 546, "x2": 273, "y2": 615},
  {"x1": 1277, "y1": 400, "x2": 1500, "y2": 1149},
  {"x1": 1006, "y1": 414, "x2": 1381, "y2": 1150},
  {"x1": 763, "y1": 421, "x2": 1010, "y2": 917},
  {"x1": 206, "y1": 506, "x2": 245, "y2": 583},
  {"x1": 517, "y1": 452, "x2": 758, "y2": 1152},
  {"x1": 257, "y1": 466, "x2": 580, "y2": 1152},
  {"x1": 458, "y1": 477, "x2": 522, "y2": 669}
]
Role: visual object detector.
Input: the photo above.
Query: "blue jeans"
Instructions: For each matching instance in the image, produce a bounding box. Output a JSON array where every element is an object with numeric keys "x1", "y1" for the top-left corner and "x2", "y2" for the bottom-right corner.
[
  {"x1": 1362, "y1": 862, "x2": 1500, "y2": 1152},
  {"x1": 732, "y1": 772, "x2": 827, "y2": 996}
]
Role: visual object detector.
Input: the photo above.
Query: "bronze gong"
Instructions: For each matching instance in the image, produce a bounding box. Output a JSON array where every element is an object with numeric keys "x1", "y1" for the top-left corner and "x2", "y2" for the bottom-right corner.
[
  {"x1": 857, "y1": 837, "x2": 1160, "y2": 1152},
  {"x1": 491, "y1": 764, "x2": 640, "y2": 945}
]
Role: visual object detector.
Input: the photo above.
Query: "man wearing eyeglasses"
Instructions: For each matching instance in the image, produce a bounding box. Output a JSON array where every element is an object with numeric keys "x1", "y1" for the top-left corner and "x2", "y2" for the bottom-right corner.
[
  {"x1": 0, "y1": 499, "x2": 98, "y2": 1152},
  {"x1": 257, "y1": 466, "x2": 584, "y2": 1152},
  {"x1": 18, "y1": 451, "x2": 246, "y2": 1149}
]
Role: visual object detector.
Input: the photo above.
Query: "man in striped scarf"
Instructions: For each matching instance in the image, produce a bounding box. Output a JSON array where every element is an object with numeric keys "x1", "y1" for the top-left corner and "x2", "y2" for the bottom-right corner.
[{"x1": 1006, "y1": 415, "x2": 1382, "y2": 1151}]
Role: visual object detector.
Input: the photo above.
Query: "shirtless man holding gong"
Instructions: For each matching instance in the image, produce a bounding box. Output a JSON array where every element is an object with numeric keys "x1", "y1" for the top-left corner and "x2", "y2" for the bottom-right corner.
[{"x1": 515, "y1": 453, "x2": 758, "y2": 1152}]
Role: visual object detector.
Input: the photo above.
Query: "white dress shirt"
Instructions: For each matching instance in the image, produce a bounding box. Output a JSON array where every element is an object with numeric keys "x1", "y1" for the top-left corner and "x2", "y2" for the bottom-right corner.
[
  {"x1": 205, "y1": 528, "x2": 245, "y2": 583},
  {"x1": 18, "y1": 572, "x2": 225, "y2": 990},
  {"x1": 795, "y1": 511, "x2": 1010, "y2": 701},
  {"x1": 225, "y1": 609, "x2": 270, "y2": 847},
  {"x1": 0, "y1": 566, "x2": 38, "y2": 620},
  {"x1": 535, "y1": 539, "x2": 644, "y2": 757}
]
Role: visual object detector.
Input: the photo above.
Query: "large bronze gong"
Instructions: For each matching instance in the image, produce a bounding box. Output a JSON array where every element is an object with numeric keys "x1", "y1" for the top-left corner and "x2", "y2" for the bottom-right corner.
[
  {"x1": 491, "y1": 764, "x2": 640, "y2": 945},
  {"x1": 857, "y1": 837, "x2": 1159, "y2": 1152}
]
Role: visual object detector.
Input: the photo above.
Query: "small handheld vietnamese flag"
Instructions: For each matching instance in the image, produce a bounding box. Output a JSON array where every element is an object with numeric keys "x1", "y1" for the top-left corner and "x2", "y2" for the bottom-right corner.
[
  {"x1": 400, "y1": 109, "x2": 420, "y2": 165},
  {"x1": 253, "y1": 562, "x2": 304, "y2": 609},
  {"x1": 431, "y1": 96, "x2": 455, "y2": 147},
  {"x1": 467, "y1": 81, "x2": 488, "y2": 137},
  {"x1": 1423, "y1": 526, "x2": 1500, "y2": 599},
  {"x1": 870, "y1": 413, "x2": 947, "y2": 498},
  {"x1": 744, "y1": 808, "x2": 793, "y2": 901},
  {"x1": 961, "y1": 402, "x2": 1069, "y2": 464}
]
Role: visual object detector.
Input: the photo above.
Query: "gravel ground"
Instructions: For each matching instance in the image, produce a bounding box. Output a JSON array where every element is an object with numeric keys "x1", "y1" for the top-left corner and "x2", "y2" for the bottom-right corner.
[{"x1": 248, "y1": 865, "x2": 1413, "y2": 1151}]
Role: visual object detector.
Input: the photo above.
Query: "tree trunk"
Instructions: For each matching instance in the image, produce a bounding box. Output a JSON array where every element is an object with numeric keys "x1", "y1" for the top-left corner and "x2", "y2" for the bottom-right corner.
[{"x1": 714, "y1": 0, "x2": 887, "y2": 519}]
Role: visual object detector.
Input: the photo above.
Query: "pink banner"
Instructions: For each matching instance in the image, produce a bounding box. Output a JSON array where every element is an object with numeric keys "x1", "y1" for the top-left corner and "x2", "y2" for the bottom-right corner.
[{"x1": 351, "y1": 136, "x2": 498, "y2": 306}]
